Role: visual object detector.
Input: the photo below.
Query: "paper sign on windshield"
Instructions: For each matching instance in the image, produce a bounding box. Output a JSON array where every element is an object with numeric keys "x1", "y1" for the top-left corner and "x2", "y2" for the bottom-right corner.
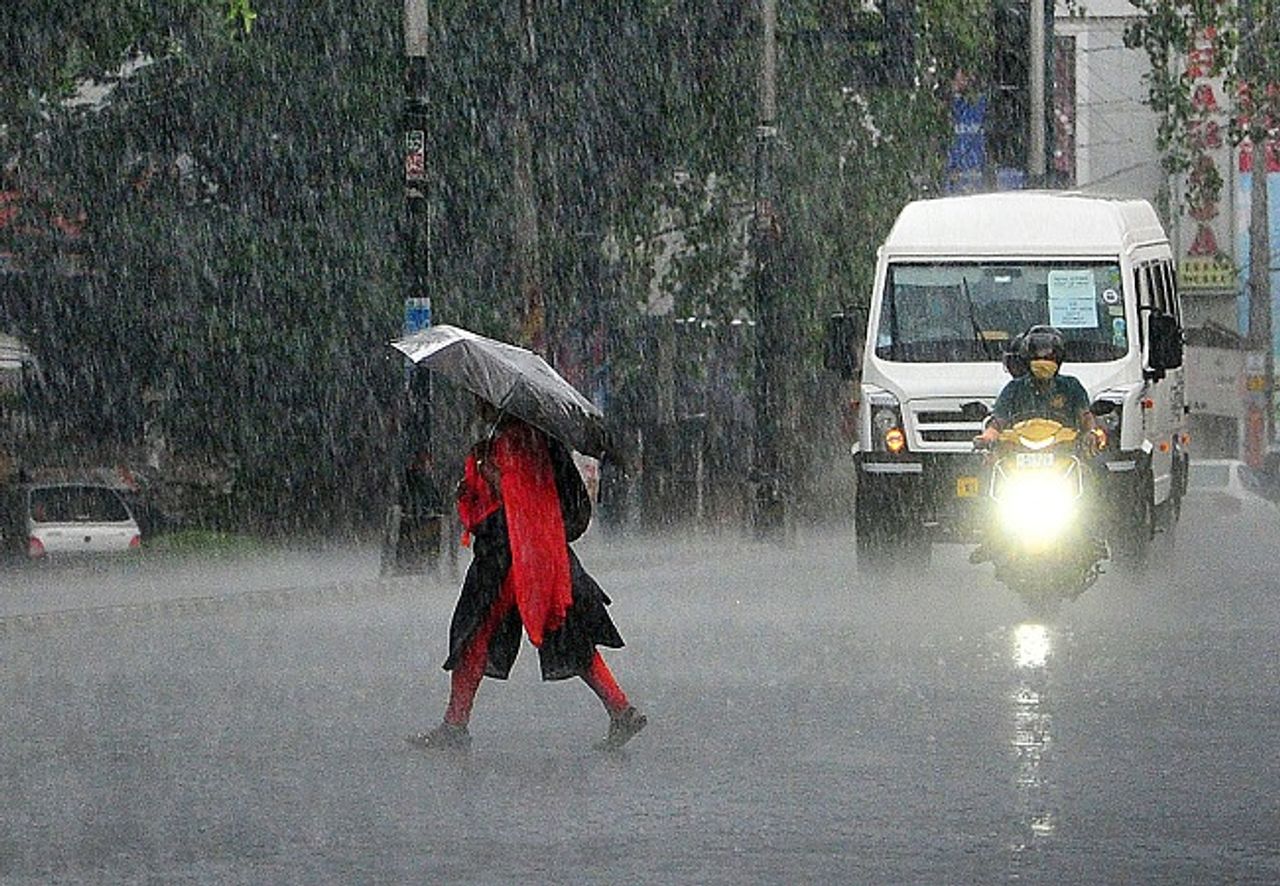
[{"x1": 1047, "y1": 270, "x2": 1099, "y2": 328}]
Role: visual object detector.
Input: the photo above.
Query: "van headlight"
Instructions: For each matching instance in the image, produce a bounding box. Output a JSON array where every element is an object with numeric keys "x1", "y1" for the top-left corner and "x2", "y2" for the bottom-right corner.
[
  {"x1": 1094, "y1": 397, "x2": 1124, "y2": 450},
  {"x1": 869, "y1": 392, "x2": 906, "y2": 454}
]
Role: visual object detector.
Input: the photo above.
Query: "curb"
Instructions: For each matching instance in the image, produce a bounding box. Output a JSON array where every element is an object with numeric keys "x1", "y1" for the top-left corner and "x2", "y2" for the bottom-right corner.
[{"x1": 0, "y1": 576, "x2": 414, "y2": 635}]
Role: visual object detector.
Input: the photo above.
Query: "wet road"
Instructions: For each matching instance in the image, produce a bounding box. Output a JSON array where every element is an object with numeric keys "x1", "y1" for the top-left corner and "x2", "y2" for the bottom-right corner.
[{"x1": 2, "y1": 499, "x2": 1278, "y2": 884}]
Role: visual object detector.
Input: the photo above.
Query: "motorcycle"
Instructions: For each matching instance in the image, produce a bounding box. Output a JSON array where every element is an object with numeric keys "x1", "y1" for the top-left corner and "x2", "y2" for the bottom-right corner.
[{"x1": 974, "y1": 417, "x2": 1109, "y2": 615}]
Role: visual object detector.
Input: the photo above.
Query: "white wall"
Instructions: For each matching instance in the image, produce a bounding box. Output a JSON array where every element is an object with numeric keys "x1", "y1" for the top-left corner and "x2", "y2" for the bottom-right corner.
[{"x1": 1055, "y1": 3, "x2": 1164, "y2": 201}]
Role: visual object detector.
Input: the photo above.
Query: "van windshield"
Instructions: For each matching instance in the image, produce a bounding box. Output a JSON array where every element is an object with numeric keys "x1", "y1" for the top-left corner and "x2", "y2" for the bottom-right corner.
[{"x1": 874, "y1": 261, "x2": 1127, "y2": 363}]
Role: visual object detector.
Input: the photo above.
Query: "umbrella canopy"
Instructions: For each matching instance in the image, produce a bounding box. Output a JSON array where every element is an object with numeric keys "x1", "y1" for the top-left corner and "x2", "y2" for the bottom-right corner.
[{"x1": 391, "y1": 324, "x2": 607, "y2": 458}]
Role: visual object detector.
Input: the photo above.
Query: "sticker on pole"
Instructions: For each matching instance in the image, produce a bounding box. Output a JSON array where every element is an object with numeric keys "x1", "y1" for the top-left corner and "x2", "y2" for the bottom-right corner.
[{"x1": 405, "y1": 130, "x2": 426, "y2": 183}]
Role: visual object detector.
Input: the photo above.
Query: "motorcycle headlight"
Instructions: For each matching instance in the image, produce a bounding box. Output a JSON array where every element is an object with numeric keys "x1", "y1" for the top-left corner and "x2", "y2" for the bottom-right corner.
[{"x1": 997, "y1": 472, "x2": 1078, "y2": 544}]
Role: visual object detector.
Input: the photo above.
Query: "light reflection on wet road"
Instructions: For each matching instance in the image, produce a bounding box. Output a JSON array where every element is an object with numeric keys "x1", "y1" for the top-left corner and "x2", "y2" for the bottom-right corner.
[
  {"x1": 1009, "y1": 621, "x2": 1058, "y2": 875},
  {"x1": 1, "y1": 500, "x2": 1278, "y2": 883}
]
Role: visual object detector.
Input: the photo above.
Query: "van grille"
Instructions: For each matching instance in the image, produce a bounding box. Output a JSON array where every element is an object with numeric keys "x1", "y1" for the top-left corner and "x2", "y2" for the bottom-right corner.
[
  {"x1": 909, "y1": 398, "x2": 993, "y2": 451},
  {"x1": 921, "y1": 428, "x2": 980, "y2": 443},
  {"x1": 917, "y1": 411, "x2": 976, "y2": 424}
]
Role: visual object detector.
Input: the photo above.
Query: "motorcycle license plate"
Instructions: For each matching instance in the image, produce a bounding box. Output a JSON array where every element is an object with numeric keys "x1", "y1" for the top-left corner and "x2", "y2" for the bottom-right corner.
[
  {"x1": 956, "y1": 476, "x2": 979, "y2": 497},
  {"x1": 1016, "y1": 452, "x2": 1055, "y2": 468}
]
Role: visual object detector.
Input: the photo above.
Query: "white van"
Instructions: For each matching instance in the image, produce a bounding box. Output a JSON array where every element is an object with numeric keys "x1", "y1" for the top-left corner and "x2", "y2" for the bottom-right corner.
[{"x1": 831, "y1": 191, "x2": 1187, "y2": 567}]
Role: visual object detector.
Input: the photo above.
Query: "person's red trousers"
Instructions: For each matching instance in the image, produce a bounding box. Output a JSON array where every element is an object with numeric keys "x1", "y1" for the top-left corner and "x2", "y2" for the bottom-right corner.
[{"x1": 444, "y1": 582, "x2": 629, "y2": 725}]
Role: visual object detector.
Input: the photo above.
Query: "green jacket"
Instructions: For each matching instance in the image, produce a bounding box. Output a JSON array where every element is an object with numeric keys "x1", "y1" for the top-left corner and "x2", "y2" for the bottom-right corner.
[{"x1": 992, "y1": 374, "x2": 1090, "y2": 428}]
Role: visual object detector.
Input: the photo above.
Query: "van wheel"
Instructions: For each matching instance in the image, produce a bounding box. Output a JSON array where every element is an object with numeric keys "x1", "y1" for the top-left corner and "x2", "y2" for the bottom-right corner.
[
  {"x1": 1113, "y1": 470, "x2": 1155, "y2": 570},
  {"x1": 855, "y1": 489, "x2": 930, "y2": 572},
  {"x1": 856, "y1": 522, "x2": 929, "y2": 571},
  {"x1": 855, "y1": 491, "x2": 890, "y2": 571}
]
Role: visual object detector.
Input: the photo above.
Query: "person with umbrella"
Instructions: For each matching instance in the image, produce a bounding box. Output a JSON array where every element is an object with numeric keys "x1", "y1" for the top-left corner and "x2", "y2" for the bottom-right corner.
[{"x1": 395, "y1": 327, "x2": 646, "y2": 752}]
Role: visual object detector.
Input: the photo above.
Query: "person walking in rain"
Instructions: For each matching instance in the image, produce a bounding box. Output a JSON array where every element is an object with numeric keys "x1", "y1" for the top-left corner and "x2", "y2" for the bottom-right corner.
[{"x1": 409, "y1": 398, "x2": 647, "y2": 752}]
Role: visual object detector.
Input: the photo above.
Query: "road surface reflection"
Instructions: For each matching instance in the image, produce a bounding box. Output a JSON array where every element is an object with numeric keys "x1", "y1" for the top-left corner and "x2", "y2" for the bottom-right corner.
[{"x1": 1010, "y1": 622, "x2": 1058, "y2": 865}]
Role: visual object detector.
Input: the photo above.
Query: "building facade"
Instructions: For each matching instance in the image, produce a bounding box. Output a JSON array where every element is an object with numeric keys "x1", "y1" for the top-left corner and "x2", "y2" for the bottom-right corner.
[{"x1": 1056, "y1": 0, "x2": 1260, "y2": 458}]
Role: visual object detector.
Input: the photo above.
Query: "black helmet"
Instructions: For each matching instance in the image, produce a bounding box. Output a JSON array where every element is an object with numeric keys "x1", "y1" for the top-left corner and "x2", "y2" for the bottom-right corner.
[
  {"x1": 1002, "y1": 333, "x2": 1028, "y2": 377},
  {"x1": 1020, "y1": 325, "x2": 1066, "y2": 365}
]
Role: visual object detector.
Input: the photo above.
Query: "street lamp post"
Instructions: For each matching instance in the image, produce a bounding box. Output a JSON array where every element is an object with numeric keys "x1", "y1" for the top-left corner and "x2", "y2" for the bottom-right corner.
[{"x1": 404, "y1": 0, "x2": 431, "y2": 361}]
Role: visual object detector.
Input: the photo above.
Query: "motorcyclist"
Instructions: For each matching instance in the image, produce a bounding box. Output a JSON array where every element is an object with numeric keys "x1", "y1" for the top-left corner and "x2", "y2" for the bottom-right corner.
[
  {"x1": 974, "y1": 325, "x2": 1097, "y2": 448},
  {"x1": 969, "y1": 326, "x2": 1101, "y2": 566}
]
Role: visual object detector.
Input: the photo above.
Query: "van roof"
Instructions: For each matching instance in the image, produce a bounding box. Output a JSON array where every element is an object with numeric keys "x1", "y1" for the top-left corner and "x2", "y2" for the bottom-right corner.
[{"x1": 884, "y1": 191, "x2": 1169, "y2": 257}]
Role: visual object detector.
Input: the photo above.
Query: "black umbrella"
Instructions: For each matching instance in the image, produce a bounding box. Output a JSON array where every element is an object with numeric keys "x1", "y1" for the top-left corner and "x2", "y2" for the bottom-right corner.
[{"x1": 391, "y1": 324, "x2": 607, "y2": 458}]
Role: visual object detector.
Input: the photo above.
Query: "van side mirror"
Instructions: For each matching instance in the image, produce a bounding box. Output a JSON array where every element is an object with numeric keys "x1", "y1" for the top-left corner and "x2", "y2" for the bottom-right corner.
[
  {"x1": 1147, "y1": 312, "x2": 1183, "y2": 376},
  {"x1": 824, "y1": 309, "x2": 866, "y2": 379}
]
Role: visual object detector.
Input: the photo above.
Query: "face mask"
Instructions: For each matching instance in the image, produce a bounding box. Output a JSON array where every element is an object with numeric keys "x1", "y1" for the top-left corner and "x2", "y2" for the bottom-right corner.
[{"x1": 1029, "y1": 359, "x2": 1058, "y2": 379}]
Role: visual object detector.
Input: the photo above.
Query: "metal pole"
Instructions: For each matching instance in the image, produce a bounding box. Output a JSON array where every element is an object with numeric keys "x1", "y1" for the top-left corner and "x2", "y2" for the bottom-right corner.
[
  {"x1": 760, "y1": 0, "x2": 776, "y2": 124},
  {"x1": 404, "y1": 0, "x2": 428, "y2": 57},
  {"x1": 1244, "y1": 0, "x2": 1274, "y2": 450},
  {"x1": 1249, "y1": 143, "x2": 1269, "y2": 349},
  {"x1": 1251, "y1": 161, "x2": 1273, "y2": 445},
  {"x1": 1028, "y1": 0, "x2": 1046, "y2": 182},
  {"x1": 512, "y1": 0, "x2": 545, "y2": 352},
  {"x1": 752, "y1": 0, "x2": 784, "y2": 540},
  {"x1": 404, "y1": 0, "x2": 431, "y2": 316},
  {"x1": 384, "y1": 0, "x2": 432, "y2": 576}
]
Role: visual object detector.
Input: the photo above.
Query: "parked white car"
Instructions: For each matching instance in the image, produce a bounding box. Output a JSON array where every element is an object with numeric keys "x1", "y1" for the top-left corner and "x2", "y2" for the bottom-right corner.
[{"x1": 25, "y1": 482, "x2": 142, "y2": 559}]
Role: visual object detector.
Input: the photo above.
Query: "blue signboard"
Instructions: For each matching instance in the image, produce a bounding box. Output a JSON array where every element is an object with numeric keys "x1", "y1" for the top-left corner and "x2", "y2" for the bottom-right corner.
[
  {"x1": 946, "y1": 95, "x2": 986, "y2": 193},
  {"x1": 403, "y1": 297, "x2": 432, "y2": 336}
]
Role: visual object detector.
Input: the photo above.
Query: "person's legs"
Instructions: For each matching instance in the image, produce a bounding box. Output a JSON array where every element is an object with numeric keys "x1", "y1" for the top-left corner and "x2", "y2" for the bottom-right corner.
[
  {"x1": 443, "y1": 610, "x2": 502, "y2": 725},
  {"x1": 443, "y1": 586, "x2": 515, "y2": 725},
  {"x1": 581, "y1": 650, "x2": 630, "y2": 715},
  {"x1": 581, "y1": 650, "x2": 647, "y2": 751},
  {"x1": 410, "y1": 584, "x2": 515, "y2": 750}
]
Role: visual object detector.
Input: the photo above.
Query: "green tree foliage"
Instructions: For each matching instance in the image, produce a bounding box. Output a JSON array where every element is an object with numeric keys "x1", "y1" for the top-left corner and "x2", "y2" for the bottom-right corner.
[
  {"x1": 0, "y1": 1, "x2": 251, "y2": 121},
  {"x1": 1124, "y1": 1, "x2": 1236, "y2": 201},
  {"x1": 3, "y1": 0, "x2": 399, "y2": 531},
  {"x1": 1125, "y1": 0, "x2": 1280, "y2": 211},
  {"x1": 2, "y1": 0, "x2": 991, "y2": 532}
]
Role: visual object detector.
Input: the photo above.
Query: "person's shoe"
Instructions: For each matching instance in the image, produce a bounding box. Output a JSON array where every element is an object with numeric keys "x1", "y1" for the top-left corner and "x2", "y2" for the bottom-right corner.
[
  {"x1": 406, "y1": 722, "x2": 471, "y2": 751},
  {"x1": 595, "y1": 706, "x2": 647, "y2": 751}
]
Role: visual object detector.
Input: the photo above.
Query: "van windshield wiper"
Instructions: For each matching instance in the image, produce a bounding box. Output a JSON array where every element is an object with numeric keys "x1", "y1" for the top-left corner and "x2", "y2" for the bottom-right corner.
[{"x1": 960, "y1": 278, "x2": 996, "y2": 360}]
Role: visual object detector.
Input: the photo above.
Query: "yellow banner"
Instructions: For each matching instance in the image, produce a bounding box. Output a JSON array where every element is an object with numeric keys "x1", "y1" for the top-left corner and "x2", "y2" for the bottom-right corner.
[{"x1": 1180, "y1": 258, "x2": 1236, "y2": 290}]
